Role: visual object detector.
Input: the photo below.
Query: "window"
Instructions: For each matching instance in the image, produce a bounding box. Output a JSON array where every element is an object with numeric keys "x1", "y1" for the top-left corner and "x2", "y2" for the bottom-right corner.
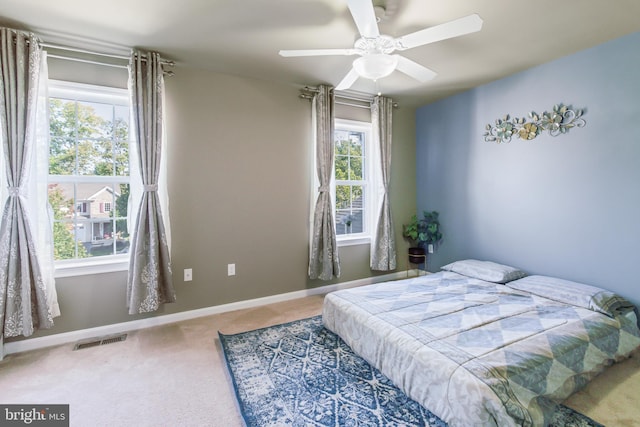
[
  {"x1": 47, "y1": 80, "x2": 131, "y2": 265},
  {"x1": 333, "y1": 119, "x2": 375, "y2": 245}
]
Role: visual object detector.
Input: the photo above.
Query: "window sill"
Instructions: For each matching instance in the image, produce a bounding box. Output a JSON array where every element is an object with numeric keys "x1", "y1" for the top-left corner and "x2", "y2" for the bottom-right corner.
[
  {"x1": 55, "y1": 256, "x2": 129, "y2": 278},
  {"x1": 337, "y1": 236, "x2": 370, "y2": 247}
]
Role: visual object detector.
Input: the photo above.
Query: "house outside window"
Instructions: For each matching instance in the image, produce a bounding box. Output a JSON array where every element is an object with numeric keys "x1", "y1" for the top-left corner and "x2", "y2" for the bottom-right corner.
[
  {"x1": 47, "y1": 80, "x2": 131, "y2": 263},
  {"x1": 333, "y1": 118, "x2": 374, "y2": 245}
]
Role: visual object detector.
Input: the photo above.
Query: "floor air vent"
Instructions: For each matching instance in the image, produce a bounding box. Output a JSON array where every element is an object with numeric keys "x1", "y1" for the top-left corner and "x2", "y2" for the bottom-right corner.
[{"x1": 73, "y1": 333, "x2": 127, "y2": 351}]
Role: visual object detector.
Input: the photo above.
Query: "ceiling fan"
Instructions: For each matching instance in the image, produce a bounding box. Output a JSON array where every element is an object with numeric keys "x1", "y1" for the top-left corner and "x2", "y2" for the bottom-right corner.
[{"x1": 279, "y1": 0, "x2": 483, "y2": 91}]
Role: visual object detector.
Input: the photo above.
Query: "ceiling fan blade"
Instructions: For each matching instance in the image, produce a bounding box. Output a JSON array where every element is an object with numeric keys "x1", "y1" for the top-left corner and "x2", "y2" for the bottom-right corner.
[
  {"x1": 336, "y1": 68, "x2": 360, "y2": 90},
  {"x1": 395, "y1": 14, "x2": 483, "y2": 50},
  {"x1": 279, "y1": 48, "x2": 357, "y2": 57},
  {"x1": 347, "y1": 0, "x2": 380, "y2": 38},
  {"x1": 394, "y1": 55, "x2": 437, "y2": 82}
]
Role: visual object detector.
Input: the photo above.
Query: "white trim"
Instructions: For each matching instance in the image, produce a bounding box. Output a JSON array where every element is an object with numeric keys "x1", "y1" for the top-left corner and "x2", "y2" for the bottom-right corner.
[
  {"x1": 54, "y1": 256, "x2": 129, "y2": 277},
  {"x1": 4, "y1": 271, "x2": 408, "y2": 356},
  {"x1": 48, "y1": 79, "x2": 129, "y2": 105},
  {"x1": 48, "y1": 79, "x2": 132, "y2": 273},
  {"x1": 337, "y1": 236, "x2": 370, "y2": 247},
  {"x1": 334, "y1": 118, "x2": 375, "y2": 242}
]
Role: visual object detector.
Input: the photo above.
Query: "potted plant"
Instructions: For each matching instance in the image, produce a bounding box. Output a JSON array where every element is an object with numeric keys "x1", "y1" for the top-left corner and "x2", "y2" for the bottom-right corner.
[
  {"x1": 422, "y1": 211, "x2": 443, "y2": 249},
  {"x1": 402, "y1": 211, "x2": 443, "y2": 264}
]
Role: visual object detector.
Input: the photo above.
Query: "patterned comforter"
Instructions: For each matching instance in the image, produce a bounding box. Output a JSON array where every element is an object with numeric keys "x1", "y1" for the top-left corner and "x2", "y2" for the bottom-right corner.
[{"x1": 322, "y1": 271, "x2": 640, "y2": 426}]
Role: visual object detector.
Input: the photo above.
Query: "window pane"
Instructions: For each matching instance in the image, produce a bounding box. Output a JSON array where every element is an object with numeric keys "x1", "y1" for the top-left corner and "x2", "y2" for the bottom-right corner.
[
  {"x1": 113, "y1": 182, "x2": 130, "y2": 253},
  {"x1": 76, "y1": 182, "x2": 115, "y2": 219},
  {"x1": 74, "y1": 182, "x2": 113, "y2": 257},
  {"x1": 335, "y1": 185, "x2": 351, "y2": 210},
  {"x1": 115, "y1": 218, "x2": 130, "y2": 254},
  {"x1": 113, "y1": 104, "x2": 129, "y2": 177},
  {"x1": 349, "y1": 209, "x2": 363, "y2": 233},
  {"x1": 48, "y1": 181, "x2": 130, "y2": 259},
  {"x1": 113, "y1": 105, "x2": 130, "y2": 140},
  {"x1": 77, "y1": 101, "x2": 112, "y2": 139},
  {"x1": 52, "y1": 220, "x2": 89, "y2": 260},
  {"x1": 335, "y1": 182, "x2": 365, "y2": 235},
  {"x1": 335, "y1": 130, "x2": 365, "y2": 181},
  {"x1": 73, "y1": 221, "x2": 91, "y2": 257},
  {"x1": 48, "y1": 183, "x2": 76, "y2": 260},
  {"x1": 349, "y1": 133, "x2": 363, "y2": 156},
  {"x1": 114, "y1": 183, "x2": 130, "y2": 219},
  {"x1": 49, "y1": 99, "x2": 77, "y2": 139},
  {"x1": 114, "y1": 139, "x2": 129, "y2": 176},
  {"x1": 335, "y1": 209, "x2": 351, "y2": 235},
  {"x1": 335, "y1": 209, "x2": 363, "y2": 235},
  {"x1": 352, "y1": 185, "x2": 364, "y2": 208},
  {"x1": 93, "y1": 139, "x2": 114, "y2": 176},
  {"x1": 335, "y1": 132, "x2": 350, "y2": 154},
  {"x1": 49, "y1": 137, "x2": 76, "y2": 175},
  {"x1": 350, "y1": 156, "x2": 363, "y2": 180},
  {"x1": 335, "y1": 155, "x2": 348, "y2": 180},
  {"x1": 76, "y1": 139, "x2": 99, "y2": 175},
  {"x1": 48, "y1": 182, "x2": 74, "y2": 219},
  {"x1": 85, "y1": 219, "x2": 116, "y2": 258}
]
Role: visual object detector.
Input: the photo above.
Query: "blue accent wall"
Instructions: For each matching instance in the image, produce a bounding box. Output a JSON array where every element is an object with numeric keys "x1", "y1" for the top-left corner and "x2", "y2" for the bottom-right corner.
[{"x1": 416, "y1": 32, "x2": 640, "y2": 307}]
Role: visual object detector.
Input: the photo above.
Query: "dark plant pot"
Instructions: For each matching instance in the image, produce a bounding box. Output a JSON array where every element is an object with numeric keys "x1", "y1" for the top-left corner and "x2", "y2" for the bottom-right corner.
[{"x1": 408, "y1": 247, "x2": 426, "y2": 264}]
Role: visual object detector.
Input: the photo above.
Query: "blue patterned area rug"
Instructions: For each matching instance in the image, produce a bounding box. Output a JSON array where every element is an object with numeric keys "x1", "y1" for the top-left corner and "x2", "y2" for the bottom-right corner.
[{"x1": 218, "y1": 316, "x2": 603, "y2": 427}]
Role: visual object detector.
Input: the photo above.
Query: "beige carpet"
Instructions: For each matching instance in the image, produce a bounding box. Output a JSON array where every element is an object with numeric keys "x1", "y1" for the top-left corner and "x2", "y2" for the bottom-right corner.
[{"x1": 0, "y1": 294, "x2": 638, "y2": 427}]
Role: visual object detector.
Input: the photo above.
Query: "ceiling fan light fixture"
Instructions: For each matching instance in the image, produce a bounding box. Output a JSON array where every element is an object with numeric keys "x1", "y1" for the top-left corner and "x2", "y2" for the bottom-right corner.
[{"x1": 352, "y1": 54, "x2": 398, "y2": 80}]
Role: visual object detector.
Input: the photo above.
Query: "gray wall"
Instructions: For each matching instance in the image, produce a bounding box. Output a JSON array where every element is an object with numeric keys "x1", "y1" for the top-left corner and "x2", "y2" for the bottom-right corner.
[
  {"x1": 416, "y1": 32, "x2": 640, "y2": 307},
  {"x1": 14, "y1": 62, "x2": 417, "y2": 339}
]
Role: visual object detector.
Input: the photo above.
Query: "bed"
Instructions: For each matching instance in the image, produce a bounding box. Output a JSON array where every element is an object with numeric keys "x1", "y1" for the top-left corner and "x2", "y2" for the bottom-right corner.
[{"x1": 322, "y1": 260, "x2": 640, "y2": 427}]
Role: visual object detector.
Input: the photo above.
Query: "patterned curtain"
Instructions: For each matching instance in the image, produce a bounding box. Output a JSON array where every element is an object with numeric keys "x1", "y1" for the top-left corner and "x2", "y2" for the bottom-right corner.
[
  {"x1": 126, "y1": 50, "x2": 175, "y2": 314},
  {"x1": 370, "y1": 96, "x2": 396, "y2": 271},
  {"x1": 308, "y1": 85, "x2": 340, "y2": 280},
  {"x1": 0, "y1": 28, "x2": 54, "y2": 343}
]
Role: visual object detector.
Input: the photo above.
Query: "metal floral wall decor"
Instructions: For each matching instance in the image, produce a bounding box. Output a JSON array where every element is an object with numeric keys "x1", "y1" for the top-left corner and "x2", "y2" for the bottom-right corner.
[{"x1": 483, "y1": 104, "x2": 586, "y2": 143}]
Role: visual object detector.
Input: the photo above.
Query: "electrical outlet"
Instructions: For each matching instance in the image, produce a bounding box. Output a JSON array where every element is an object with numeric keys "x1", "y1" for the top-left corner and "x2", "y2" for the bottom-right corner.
[
  {"x1": 228, "y1": 263, "x2": 236, "y2": 276},
  {"x1": 428, "y1": 244, "x2": 434, "y2": 254},
  {"x1": 184, "y1": 268, "x2": 193, "y2": 281}
]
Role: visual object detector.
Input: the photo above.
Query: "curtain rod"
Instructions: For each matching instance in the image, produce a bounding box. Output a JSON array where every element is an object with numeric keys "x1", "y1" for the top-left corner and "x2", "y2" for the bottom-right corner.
[
  {"x1": 336, "y1": 100, "x2": 372, "y2": 110},
  {"x1": 42, "y1": 43, "x2": 175, "y2": 76},
  {"x1": 47, "y1": 53, "x2": 175, "y2": 76},
  {"x1": 47, "y1": 54, "x2": 127, "y2": 70},
  {"x1": 41, "y1": 42, "x2": 175, "y2": 68},
  {"x1": 299, "y1": 86, "x2": 399, "y2": 108},
  {"x1": 41, "y1": 42, "x2": 129, "y2": 60},
  {"x1": 299, "y1": 93, "x2": 371, "y2": 110}
]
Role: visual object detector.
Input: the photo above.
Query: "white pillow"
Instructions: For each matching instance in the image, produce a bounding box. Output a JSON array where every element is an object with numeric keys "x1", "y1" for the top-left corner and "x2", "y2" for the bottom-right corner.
[
  {"x1": 441, "y1": 259, "x2": 527, "y2": 283},
  {"x1": 506, "y1": 275, "x2": 635, "y2": 317}
]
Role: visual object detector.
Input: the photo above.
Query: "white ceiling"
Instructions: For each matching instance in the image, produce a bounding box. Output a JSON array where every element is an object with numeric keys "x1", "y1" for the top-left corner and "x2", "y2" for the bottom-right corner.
[{"x1": 1, "y1": 0, "x2": 640, "y2": 106}]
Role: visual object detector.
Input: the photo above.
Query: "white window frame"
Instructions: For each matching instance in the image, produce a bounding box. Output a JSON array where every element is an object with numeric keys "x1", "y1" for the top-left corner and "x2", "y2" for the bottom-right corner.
[
  {"x1": 48, "y1": 80, "x2": 132, "y2": 277},
  {"x1": 333, "y1": 118, "x2": 376, "y2": 247}
]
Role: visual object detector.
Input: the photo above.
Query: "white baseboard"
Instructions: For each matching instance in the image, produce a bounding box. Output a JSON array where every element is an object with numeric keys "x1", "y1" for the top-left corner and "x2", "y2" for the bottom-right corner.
[{"x1": 4, "y1": 271, "x2": 407, "y2": 357}]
